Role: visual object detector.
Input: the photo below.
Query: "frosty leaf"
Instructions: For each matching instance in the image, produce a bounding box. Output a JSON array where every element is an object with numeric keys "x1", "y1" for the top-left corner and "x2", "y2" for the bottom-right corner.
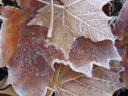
[
  {"x1": 0, "y1": 2, "x2": 64, "y2": 96},
  {"x1": 114, "y1": 0, "x2": 128, "y2": 39},
  {"x1": 0, "y1": 6, "x2": 25, "y2": 67},
  {"x1": 0, "y1": 0, "x2": 48, "y2": 67},
  {"x1": 114, "y1": 0, "x2": 128, "y2": 68},
  {"x1": 0, "y1": 0, "x2": 125, "y2": 96},
  {"x1": 113, "y1": 0, "x2": 128, "y2": 85},
  {"x1": 48, "y1": 64, "x2": 124, "y2": 96},
  {"x1": 4, "y1": 25, "x2": 64, "y2": 96},
  {"x1": 28, "y1": 5, "x2": 75, "y2": 59},
  {"x1": 30, "y1": 0, "x2": 115, "y2": 59},
  {"x1": 68, "y1": 37, "x2": 121, "y2": 77}
]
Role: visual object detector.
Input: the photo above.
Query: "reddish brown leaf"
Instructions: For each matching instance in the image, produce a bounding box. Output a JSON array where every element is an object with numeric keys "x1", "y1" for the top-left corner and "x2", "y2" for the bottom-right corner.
[
  {"x1": 113, "y1": 0, "x2": 128, "y2": 85},
  {"x1": 0, "y1": 6, "x2": 25, "y2": 67},
  {"x1": 0, "y1": 0, "x2": 46, "y2": 67},
  {"x1": 114, "y1": 0, "x2": 128, "y2": 39},
  {"x1": 49, "y1": 64, "x2": 124, "y2": 96},
  {"x1": 120, "y1": 70, "x2": 128, "y2": 85},
  {"x1": 69, "y1": 37, "x2": 121, "y2": 77},
  {"x1": 17, "y1": 0, "x2": 43, "y2": 12},
  {"x1": 6, "y1": 25, "x2": 64, "y2": 96},
  {"x1": 0, "y1": 0, "x2": 126, "y2": 96}
]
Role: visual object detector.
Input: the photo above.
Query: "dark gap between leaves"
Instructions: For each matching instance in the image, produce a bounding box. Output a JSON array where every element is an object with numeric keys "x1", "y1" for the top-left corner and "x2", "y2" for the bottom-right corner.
[
  {"x1": 113, "y1": 87, "x2": 128, "y2": 96},
  {"x1": 0, "y1": 67, "x2": 8, "y2": 81},
  {"x1": 2, "y1": 0, "x2": 21, "y2": 9},
  {"x1": 0, "y1": 94, "x2": 11, "y2": 96},
  {"x1": 0, "y1": 20, "x2": 3, "y2": 29},
  {"x1": 103, "y1": 0, "x2": 125, "y2": 17},
  {"x1": 52, "y1": 92, "x2": 55, "y2": 96}
]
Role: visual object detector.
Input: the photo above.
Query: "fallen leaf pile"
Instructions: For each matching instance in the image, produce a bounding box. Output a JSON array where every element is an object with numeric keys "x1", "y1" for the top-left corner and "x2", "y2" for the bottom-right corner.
[{"x1": 0, "y1": 0, "x2": 127, "y2": 96}]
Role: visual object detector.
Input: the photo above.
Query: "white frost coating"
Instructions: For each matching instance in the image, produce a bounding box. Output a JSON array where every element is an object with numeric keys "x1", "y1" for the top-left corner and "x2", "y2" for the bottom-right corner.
[
  {"x1": 51, "y1": 43, "x2": 122, "y2": 78},
  {"x1": 36, "y1": 0, "x2": 121, "y2": 77},
  {"x1": 95, "y1": 45, "x2": 122, "y2": 69},
  {"x1": 51, "y1": 59, "x2": 69, "y2": 71},
  {"x1": 52, "y1": 59, "x2": 93, "y2": 77},
  {"x1": 6, "y1": 66, "x2": 15, "y2": 85},
  {"x1": 47, "y1": 0, "x2": 54, "y2": 38},
  {"x1": 7, "y1": 66, "x2": 48, "y2": 96},
  {"x1": 0, "y1": 16, "x2": 6, "y2": 20},
  {"x1": 0, "y1": 0, "x2": 2, "y2": 5},
  {"x1": 87, "y1": 0, "x2": 113, "y2": 26},
  {"x1": 112, "y1": 43, "x2": 122, "y2": 61},
  {"x1": 44, "y1": 36, "x2": 76, "y2": 60},
  {"x1": 38, "y1": 0, "x2": 115, "y2": 42},
  {"x1": 70, "y1": 63, "x2": 93, "y2": 77}
]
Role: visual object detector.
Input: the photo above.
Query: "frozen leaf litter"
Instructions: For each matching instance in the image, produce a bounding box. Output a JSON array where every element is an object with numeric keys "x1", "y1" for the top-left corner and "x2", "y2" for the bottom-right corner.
[
  {"x1": 30, "y1": 0, "x2": 121, "y2": 76},
  {"x1": 0, "y1": 0, "x2": 126, "y2": 96}
]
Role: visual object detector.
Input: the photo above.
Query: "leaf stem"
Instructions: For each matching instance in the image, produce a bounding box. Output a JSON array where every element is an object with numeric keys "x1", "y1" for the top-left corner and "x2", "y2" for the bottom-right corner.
[{"x1": 47, "y1": 0, "x2": 54, "y2": 38}]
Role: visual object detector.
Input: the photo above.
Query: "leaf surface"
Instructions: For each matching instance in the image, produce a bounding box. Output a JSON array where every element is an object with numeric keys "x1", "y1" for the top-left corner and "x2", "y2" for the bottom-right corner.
[
  {"x1": 6, "y1": 25, "x2": 63, "y2": 96},
  {"x1": 49, "y1": 64, "x2": 124, "y2": 96},
  {"x1": 29, "y1": 0, "x2": 122, "y2": 77},
  {"x1": 31, "y1": 0, "x2": 115, "y2": 59}
]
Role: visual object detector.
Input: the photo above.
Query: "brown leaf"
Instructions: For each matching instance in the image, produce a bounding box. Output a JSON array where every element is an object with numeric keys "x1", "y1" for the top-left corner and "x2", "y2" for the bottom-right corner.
[
  {"x1": 30, "y1": 0, "x2": 115, "y2": 59},
  {"x1": 17, "y1": 0, "x2": 43, "y2": 12},
  {"x1": 49, "y1": 64, "x2": 124, "y2": 96},
  {"x1": 69, "y1": 37, "x2": 121, "y2": 77},
  {"x1": 28, "y1": 0, "x2": 122, "y2": 77},
  {"x1": 0, "y1": 6, "x2": 25, "y2": 67},
  {"x1": 0, "y1": 2, "x2": 64, "y2": 95},
  {"x1": 120, "y1": 70, "x2": 128, "y2": 85},
  {"x1": 113, "y1": 0, "x2": 128, "y2": 85},
  {"x1": 5, "y1": 25, "x2": 64, "y2": 96},
  {"x1": 114, "y1": 0, "x2": 128, "y2": 39},
  {"x1": 0, "y1": 0, "x2": 125, "y2": 96},
  {"x1": 0, "y1": 0, "x2": 46, "y2": 67}
]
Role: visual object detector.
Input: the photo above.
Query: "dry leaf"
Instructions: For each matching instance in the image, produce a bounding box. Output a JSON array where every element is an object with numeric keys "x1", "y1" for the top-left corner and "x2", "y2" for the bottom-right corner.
[
  {"x1": 113, "y1": 0, "x2": 128, "y2": 85},
  {"x1": 0, "y1": 0, "x2": 48, "y2": 66},
  {"x1": 5, "y1": 24, "x2": 65, "y2": 96},
  {"x1": 0, "y1": 0, "x2": 126, "y2": 96},
  {"x1": 28, "y1": 0, "x2": 122, "y2": 77},
  {"x1": 0, "y1": 1, "x2": 63, "y2": 96},
  {"x1": 49, "y1": 64, "x2": 124, "y2": 96},
  {"x1": 0, "y1": 6, "x2": 25, "y2": 67},
  {"x1": 114, "y1": 0, "x2": 128, "y2": 39},
  {"x1": 68, "y1": 37, "x2": 121, "y2": 77},
  {"x1": 30, "y1": 0, "x2": 115, "y2": 59}
]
